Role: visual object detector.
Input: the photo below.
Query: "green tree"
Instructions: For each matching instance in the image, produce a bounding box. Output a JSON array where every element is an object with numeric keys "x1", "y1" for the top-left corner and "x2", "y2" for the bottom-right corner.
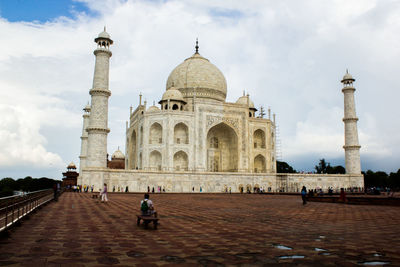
[
  {"x1": 277, "y1": 161, "x2": 296, "y2": 173},
  {"x1": 363, "y1": 170, "x2": 389, "y2": 188},
  {"x1": 315, "y1": 159, "x2": 329, "y2": 173},
  {"x1": 315, "y1": 159, "x2": 346, "y2": 174},
  {"x1": 0, "y1": 177, "x2": 17, "y2": 197}
]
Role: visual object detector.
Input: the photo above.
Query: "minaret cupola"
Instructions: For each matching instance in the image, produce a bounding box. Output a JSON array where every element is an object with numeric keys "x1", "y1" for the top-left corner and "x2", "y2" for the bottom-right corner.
[{"x1": 95, "y1": 27, "x2": 113, "y2": 50}]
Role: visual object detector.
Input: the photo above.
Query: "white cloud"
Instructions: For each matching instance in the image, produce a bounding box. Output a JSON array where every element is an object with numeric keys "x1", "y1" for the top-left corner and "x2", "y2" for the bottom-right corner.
[{"x1": 0, "y1": 0, "x2": 399, "y2": 177}]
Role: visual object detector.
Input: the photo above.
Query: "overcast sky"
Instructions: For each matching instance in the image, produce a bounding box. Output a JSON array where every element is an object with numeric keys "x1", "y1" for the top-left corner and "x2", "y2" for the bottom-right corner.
[{"x1": 0, "y1": 0, "x2": 399, "y2": 179}]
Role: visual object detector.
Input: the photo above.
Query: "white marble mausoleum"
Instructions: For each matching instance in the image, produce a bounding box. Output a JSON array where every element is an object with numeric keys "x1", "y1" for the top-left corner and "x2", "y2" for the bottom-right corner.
[{"x1": 78, "y1": 29, "x2": 364, "y2": 193}]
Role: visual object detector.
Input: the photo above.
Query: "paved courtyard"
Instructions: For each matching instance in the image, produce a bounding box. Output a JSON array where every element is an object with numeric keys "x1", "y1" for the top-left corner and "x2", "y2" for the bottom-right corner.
[{"x1": 0, "y1": 192, "x2": 399, "y2": 266}]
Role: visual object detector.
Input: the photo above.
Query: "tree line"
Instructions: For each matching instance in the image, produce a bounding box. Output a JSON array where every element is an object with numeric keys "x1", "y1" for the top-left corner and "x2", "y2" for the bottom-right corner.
[
  {"x1": 0, "y1": 176, "x2": 57, "y2": 198},
  {"x1": 277, "y1": 159, "x2": 400, "y2": 189}
]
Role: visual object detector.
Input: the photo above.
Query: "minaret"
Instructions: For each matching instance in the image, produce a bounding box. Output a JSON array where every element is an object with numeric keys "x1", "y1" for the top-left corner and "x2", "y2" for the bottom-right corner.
[
  {"x1": 86, "y1": 28, "x2": 113, "y2": 168},
  {"x1": 78, "y1": 103, "x2": 91, "y2": 180},
  {"x1": 341, "y1": 70, "x2": 361, "y2": 174}
]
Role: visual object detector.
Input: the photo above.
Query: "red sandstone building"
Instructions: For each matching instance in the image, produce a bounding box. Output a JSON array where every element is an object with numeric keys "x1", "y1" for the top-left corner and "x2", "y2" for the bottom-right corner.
[{"x1": 62, "y1": 162, "x2": 79, "y2": 189}]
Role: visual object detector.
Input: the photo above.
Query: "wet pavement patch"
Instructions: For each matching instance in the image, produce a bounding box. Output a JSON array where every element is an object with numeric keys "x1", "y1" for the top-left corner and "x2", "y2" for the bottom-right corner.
[
  {"x1": 126, "y1": 250, "x2": 145, "y2": 258},
  {"x1": 359, "y1": 261, "x2": 391, "y2": 265},
  {"x1": 320, "y1": 252, "x2": 331, "y2": 256},
  {"x1": 277, "y1": 255, "x2": 305, "y2": 260},
  {"x1": 235, "y1": 252, "x2": 261, "y2": 259},
  {"x1": 314, "y1": 248, "x2": 328, "y2": 252},
  {"x1": 273, "y1": 244, "x2": 293, "y2": 250},
  {"x1": 160, "y1": 255, "x2": 185, "y2": 263}
]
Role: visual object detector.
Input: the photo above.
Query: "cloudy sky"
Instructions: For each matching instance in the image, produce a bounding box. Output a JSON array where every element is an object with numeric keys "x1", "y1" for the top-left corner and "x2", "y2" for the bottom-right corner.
[{"x1": 0, "y1": 0, "x2": 399, "y2": 179}]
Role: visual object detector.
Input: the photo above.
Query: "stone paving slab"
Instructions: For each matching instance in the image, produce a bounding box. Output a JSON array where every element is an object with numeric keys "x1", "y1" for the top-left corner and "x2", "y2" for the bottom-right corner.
[{"x1": 0, "y1": 192, "x2": 399, "y2": 266}]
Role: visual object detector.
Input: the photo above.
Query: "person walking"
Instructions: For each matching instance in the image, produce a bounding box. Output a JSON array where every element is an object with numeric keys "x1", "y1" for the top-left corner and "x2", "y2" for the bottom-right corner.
[
  {"x1": 339, "y1": 188, "x2": 347, "y2": 203},
  {"x1": 301, "y1": 186, "x2": 307, "y2": 205},
  {"x1": 101, "y1": 183, "x2": 108, "y2": 203}
]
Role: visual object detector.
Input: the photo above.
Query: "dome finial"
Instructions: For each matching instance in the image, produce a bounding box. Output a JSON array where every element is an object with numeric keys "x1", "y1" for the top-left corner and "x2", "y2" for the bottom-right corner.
[
  {"x1": 104, "y1": 26, "x2": 106, "y2": 32},
  {"x1": 195, "y1": 38, "x2": 199, "y2": 54}
]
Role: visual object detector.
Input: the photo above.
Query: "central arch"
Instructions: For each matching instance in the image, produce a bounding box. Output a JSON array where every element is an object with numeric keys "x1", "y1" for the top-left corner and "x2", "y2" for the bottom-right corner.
[{"x1": 206, "y1": 123, "x2": 238, "y2": 172}]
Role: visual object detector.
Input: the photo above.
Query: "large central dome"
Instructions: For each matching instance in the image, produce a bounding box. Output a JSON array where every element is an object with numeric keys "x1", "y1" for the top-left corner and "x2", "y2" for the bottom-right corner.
[{"x1": 166, "y1": 52, "x2": 227, "y2": 102}]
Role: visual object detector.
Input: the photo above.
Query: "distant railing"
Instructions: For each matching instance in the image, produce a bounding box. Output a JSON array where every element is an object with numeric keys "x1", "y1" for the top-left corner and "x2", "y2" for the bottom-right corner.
[{"x1": 0, "y1": 189, "x2": 54, "y2": 232}]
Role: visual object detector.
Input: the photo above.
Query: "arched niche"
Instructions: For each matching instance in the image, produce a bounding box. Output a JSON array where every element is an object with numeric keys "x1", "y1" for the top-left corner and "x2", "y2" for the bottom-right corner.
[
  {"x1": 254, "y1": 129, "x2": 266, "y2": 149},
  {"x1": 173, "y1": 151, "x2": 188, "y2": 171},
  {"x1": 140, "y1": 126, "x2": 143, "y2": 145},
  {"x1": 254, "y1": 154, "x2": 266, "y2": 173},
  {"x1": 174, "y1": 123, "x2": 189, "y2": 144},
  {"x1": 206, "y1": 123, "x2": 238, "y2": 172},
  {"x1": 149, "y1": 122, "x2": 162, "y2": 144},
  {"x1": 129, "y1": 130, "x2": 137, "y2": 169},
  {"x1": 149, "y1": 150, "x2": 162, "y2": 170}
]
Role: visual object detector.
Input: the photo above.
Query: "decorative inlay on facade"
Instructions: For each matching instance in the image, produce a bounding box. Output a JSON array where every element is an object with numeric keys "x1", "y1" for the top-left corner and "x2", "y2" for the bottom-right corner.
[{"x1": 206, "y1": 115, "x2": 239, "y2": 131}]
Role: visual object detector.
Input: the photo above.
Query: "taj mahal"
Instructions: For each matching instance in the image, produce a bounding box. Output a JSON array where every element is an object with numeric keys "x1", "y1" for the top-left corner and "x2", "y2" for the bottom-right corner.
[{"x1": 77, "y1": 29, "x2": 364, "y2": 193}]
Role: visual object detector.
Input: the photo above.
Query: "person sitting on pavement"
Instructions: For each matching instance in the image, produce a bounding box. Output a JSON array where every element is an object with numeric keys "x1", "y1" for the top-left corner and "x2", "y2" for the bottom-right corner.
[{"x1": 140, "y1": 194, "x2": 157, "y2": 218}]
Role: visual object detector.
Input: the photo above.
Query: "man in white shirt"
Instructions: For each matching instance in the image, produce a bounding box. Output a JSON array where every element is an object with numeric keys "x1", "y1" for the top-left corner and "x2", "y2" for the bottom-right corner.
[{"x1": 140, "y1": 194, "x2": 157, "y2": 217}]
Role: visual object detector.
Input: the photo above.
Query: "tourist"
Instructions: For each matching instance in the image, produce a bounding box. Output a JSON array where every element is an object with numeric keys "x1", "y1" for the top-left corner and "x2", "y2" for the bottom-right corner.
[
  {"x1": 101, "y1": 183, "x2": 108, "y2": 203},
  {"x1": 140, "y1": 193, "x2": 157, "y2": 218},
  {"x1": 339, "y1": 188, "x2": 346, "y2": 203},
  {"x1": 53, "y1": 183, "x2": 58, "y2": 201},
  {"x1": 301, "y1": 186, "x2": 307, "y2": 205}
]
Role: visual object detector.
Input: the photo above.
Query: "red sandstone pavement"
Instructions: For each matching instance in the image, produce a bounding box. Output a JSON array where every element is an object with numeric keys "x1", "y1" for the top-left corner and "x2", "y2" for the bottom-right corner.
[{"x1": 0, "y1": 192, "x2": 399, "y2": 266}]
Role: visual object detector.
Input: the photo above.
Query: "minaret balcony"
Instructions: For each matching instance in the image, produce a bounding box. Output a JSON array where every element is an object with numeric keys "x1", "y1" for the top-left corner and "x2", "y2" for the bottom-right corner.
[{"x1": 94, "y1": 48, "x2": 112, "y2": 57}]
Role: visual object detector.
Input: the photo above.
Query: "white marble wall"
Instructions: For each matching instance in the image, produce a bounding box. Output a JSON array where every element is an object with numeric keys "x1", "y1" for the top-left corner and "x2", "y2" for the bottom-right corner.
[{"x1": 80, "y1": 169, "x2": 364, "y2": 193}]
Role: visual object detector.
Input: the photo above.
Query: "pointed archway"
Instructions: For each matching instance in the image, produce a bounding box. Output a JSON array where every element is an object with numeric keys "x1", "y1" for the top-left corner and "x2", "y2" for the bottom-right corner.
[{"x1": 206, "y1": 123, "x2": 238, "y2": 172}]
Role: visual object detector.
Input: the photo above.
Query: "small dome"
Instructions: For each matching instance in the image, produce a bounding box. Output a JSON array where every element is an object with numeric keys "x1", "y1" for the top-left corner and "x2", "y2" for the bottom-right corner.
[
  {"x1": 83, "y1": 103, "x2": 91, "y2": 112},
  {"x1": 95, "y1": 27, "x2": 113, "y2": 44},
  {"x1": 236, "y1": 95, "x2": 255, "y2": 109},
  {"x1": 147, "y1": 105, "x2": 160, "y2": 113},
  {"x1": 98, "y1": 30, "x2": 110, "y2": 39},
  {"x1": 161, "y1": 88, "x2": 185, "y2": 102},
  {"x1": 341, "y1": 71, "x2": 355, "y2": 83},
  {"x1": 112, "y1": 149, "x2": 125, "y2": 160},
  {"x1": 67, "y1": 162, "x2": 76, "y2": 169}
]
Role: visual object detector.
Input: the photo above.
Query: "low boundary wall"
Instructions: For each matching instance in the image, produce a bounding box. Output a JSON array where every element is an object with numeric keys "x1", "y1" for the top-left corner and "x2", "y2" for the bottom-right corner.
[{"x1": 80, "y1": 169, "x2": 364, "y2": 193}]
